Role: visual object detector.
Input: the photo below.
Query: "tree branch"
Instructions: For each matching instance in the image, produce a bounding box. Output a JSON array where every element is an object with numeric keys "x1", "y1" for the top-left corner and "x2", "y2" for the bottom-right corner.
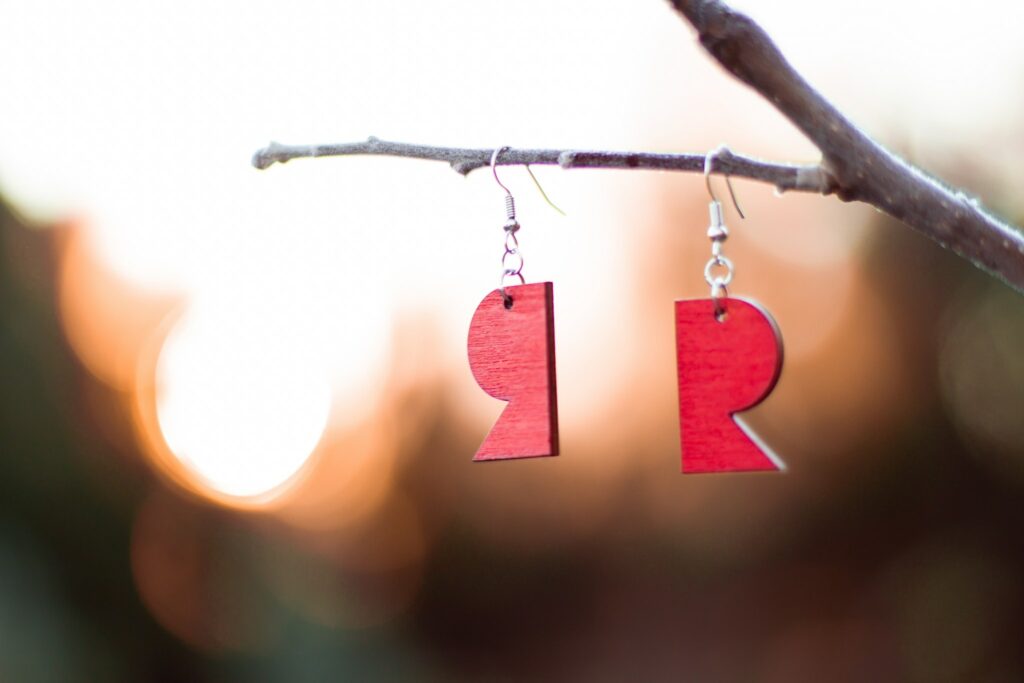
[
  {"x1": 668, "y1": 0, "x2": 1024, "y2": 291},
  {"x1": 252, "y1": 138, "x2": 829, "y2": 193},
  {"x1": 250, "y1": 0, "x2": 1024, "y2": 292}
]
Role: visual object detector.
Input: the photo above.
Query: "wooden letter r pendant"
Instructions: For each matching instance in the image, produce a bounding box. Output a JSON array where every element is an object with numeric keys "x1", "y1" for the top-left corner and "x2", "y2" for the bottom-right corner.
[
  {"x1": 467, "y1": 282, "x2": 559, "y2": 461},
  {"x1": 675, "y1": 296, "x2": 784, "y2": 473}
]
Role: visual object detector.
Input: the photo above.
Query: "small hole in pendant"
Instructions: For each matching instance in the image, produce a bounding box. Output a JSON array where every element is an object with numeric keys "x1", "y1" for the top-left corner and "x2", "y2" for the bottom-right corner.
[
  {"x1": 503, "y1": 295, "x2": 514, "y2": 310},
  {"x1": 715, "y1": 308, "x2": 728, "y2": 323}
]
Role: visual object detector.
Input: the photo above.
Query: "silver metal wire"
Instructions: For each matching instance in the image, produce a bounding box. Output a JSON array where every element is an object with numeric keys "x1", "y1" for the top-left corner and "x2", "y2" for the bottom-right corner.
[
  {"x1": 504, "y1": 195, "x2": 516, "y2": 223},
  {"x1": 491, "y1": 146, "x2": 513, "y2": 197},
  {"x1": 702, "y1": 147, "x2": 745, "y2": 319},
  {"x1": 704, "y1": 145, "x2": 746, "y2": 219},
  {"x1": 492, "y1": 146, "x2": 524, "y2": 306},
  {"x1": 704, "y1": 255, "x2": 734, "y2": 288},
  {"x1": 504, "y1": 229, "x2": 520, "y2": 254}
]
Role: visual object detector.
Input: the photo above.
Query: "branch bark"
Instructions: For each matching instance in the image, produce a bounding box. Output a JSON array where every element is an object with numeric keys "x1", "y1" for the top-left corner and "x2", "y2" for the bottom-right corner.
[
  {"x1": 251, "y1": 0, "x2": 1024, "y2": 292},
  {"x1": 669, "y1": 0, "x2": 1024, "y2": 291},
  {"x1": 252, "y1": 138, "x2": 829, "y2": 193}
]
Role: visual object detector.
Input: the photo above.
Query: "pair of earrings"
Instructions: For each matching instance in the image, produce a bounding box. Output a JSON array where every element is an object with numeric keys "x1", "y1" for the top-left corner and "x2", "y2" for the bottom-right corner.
[{"x1": 467, "y1": 147, "x2": 784, "y2": 474}]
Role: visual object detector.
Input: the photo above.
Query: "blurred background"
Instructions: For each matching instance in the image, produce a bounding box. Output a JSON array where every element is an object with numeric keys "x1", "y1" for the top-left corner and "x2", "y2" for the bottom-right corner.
[{"x1": 2, "y1": 0, "x2": 1024, "y2": 680}]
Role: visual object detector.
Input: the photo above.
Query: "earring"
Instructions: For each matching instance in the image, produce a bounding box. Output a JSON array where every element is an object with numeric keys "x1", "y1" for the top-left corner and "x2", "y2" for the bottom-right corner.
[
  {"x1": 466, "y1": 147, "x2": 559, "y2": 461},
  {"x1": 675, "y1": 147, "x2": 785, "y2": 473}
]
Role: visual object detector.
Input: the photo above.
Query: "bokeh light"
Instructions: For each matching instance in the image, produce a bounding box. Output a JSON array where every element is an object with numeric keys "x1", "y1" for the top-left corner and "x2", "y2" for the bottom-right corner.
[
  {"x1": 153, "y1": 301, "x2": 332, "y2": 499},
  {"x1": 2, "y1": 0, "x2": 1024, "y2": 678}
]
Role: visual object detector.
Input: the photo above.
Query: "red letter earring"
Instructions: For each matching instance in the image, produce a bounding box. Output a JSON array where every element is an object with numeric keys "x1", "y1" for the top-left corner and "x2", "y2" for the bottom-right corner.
[
  {"x1": 466, "y1": 147, "x2": 559, "y2": 461},
  {"x1": 675, "y1": 147, "x2": 784, "y2": 474}
]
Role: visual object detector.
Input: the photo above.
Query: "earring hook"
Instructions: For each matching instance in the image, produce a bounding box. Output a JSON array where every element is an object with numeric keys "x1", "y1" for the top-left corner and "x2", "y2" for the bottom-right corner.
[
  {"x1": 491, "y1": 146, "x2": 513, "y2": 197},
  {"x1": 491, "y1": 146, "x2": 519, "y2": 233},
  {"x1": 704, "y1": 146, "x2": 745, "y2": 220},
  {"x1": 492, "y1": 146, "x2": 566, "y2": 216}
]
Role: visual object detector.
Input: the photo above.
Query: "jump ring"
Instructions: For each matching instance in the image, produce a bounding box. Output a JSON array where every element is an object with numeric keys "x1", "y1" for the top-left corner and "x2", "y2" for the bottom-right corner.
[
  {"x1": 500, "y1": 270, "x2": 526, "y2": 290},
  {"x1": 704, "y1": 255, "x2": 734, "y2": 288},
  {"x1": 504, "y1": 231, "x2": 520, "y2": 253},
  {"x1": 502, "y1": 249, "x2": 524, "y2": 274}
]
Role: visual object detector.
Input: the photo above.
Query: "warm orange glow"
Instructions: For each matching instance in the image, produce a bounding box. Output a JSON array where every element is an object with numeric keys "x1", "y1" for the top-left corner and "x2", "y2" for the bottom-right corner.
[
  {"x1": 57, "y1": 222, "x2": 338, "y2": 507},
  {"x1": 157, "y1": 303, "x2": 331, "y2": 498},
  {"x1": 133, "y1": 300, "x2": 332, "y2": 504},
  {"x1": 58, "y1": 224, "x2": 177, "y2": 391},
  {"x1": 273, "y1": 421, "x2": 397, "y2": 533}
]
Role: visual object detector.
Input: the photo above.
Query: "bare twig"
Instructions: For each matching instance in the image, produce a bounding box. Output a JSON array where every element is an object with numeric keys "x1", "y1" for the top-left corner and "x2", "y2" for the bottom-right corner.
[
  {"x1": 668, "y1": 0, "x2": 1024, "y2": 290},
  {"x1": 251, "y1": 0, "x2": 1024, "y2": 292},
  {"x1": 252, "y1": 138, "x2": 829, "y2": 194}
]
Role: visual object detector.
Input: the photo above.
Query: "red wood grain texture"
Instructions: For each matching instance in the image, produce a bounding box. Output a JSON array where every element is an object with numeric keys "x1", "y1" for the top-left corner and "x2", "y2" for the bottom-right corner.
[
  {"x1": 467, "y1": 282, "x2": 559, "y2": 461},
  {"x1": 675, "y1": 296, "x2": 784, "y2": 473}
]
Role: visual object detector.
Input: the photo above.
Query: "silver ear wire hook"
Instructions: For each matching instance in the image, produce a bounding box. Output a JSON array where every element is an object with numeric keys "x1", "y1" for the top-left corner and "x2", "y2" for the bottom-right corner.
[
  {"x1": 491, "y1": 146, "x2": 513, "y2": 198},
  {"x1": 492, "y1": 146, "x2": 524, "y2": 307},
  {"x1": 491, "y1": 146, "x2": 519, "y2": 232},
  {"x1": 704, "y1": 145, "x2": 745, "y2": 220},
  {"x1": 703, "y1": 146, "x2": 746, "y2": 321},
  {"x1": 493, "y1": 146, "x2": 566, "y2": 217}
]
